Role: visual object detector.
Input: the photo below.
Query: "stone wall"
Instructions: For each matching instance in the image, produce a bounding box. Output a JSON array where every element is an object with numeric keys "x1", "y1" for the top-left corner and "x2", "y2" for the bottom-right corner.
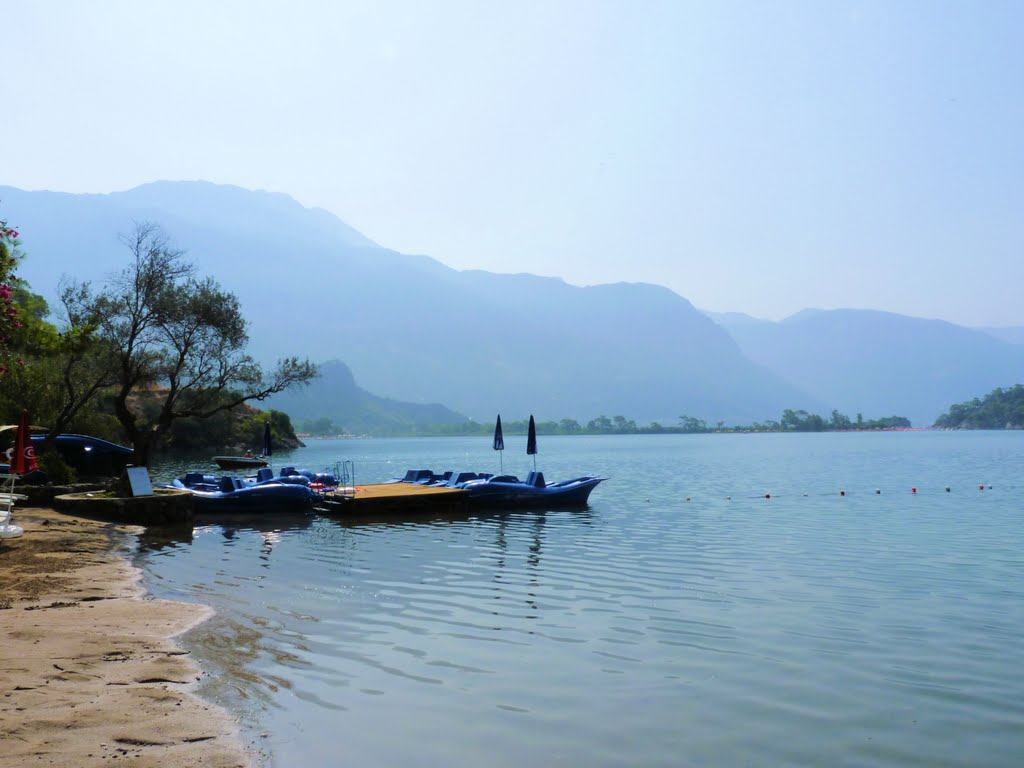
[{"x1": 52, "y1": 488, "x2": 194, "y2": 525}]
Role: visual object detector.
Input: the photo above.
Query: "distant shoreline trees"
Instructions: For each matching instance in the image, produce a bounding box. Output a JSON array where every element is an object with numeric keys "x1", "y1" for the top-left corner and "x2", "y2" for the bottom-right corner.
[
  {"x1": 302, "y1": 409, "x2": 913, "y2": 438},
  {"x1": 934, "y1": 385, "x2": 1024, "y2": 429}
]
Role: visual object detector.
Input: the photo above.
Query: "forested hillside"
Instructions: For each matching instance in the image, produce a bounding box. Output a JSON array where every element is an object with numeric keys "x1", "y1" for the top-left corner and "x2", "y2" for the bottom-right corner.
[{"x1": 934, "y1": 385, "x2": 1024, "y2": 429}]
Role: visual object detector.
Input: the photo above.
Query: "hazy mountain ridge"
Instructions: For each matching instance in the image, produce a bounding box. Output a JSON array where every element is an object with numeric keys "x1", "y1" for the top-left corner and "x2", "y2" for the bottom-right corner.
[
  {"x1": 266, "y1": 360, "x2": 469, "y2": 434},
  {"x1": 713, "y1": 309, "x2": 1024, "y2": 425},
  {"x1": 9, "y1": 181, "x2": 1016, "y2": 426},
  {"x1": 977, "y1": 326, "x2": 1024, "y2": 345},
  {"x1": 2, "y1": 182, "x2": 817, "y2": 424}
]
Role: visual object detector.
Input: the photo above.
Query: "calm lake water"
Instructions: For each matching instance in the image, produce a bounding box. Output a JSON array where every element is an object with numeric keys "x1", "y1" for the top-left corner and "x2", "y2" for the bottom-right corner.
[{"x1": 137, "y1": 432, "x2": 1024, "y2": 767}]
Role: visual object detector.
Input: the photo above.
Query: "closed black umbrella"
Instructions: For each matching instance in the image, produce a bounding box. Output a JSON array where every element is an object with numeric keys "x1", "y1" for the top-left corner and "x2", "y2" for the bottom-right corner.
[
  {"x1": 493, "y1": 415, "x2": 504, "y2": 472},
  {"x1": 263, "y1": 421, "x2": 273, "y2": 458},
  {"x1": 527, "y1": 414, "x2": 537, "y2": 471}
]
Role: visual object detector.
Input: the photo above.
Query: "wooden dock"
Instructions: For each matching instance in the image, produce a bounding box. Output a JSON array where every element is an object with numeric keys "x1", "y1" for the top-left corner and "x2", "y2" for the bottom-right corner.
[{"x1": 317, "y1": 482, "x2": 468, "y2": 515}]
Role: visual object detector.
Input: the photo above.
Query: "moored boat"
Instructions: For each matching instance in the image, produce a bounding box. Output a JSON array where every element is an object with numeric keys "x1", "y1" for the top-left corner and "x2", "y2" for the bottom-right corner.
[
  {"x1": 212, "y1": 420, "x2": 274, "y2": 470},
  {"x1": 392, "y1": 469, "x2": 605, "y2": 508},
  {"x1": 458, "y1": 471, "x2": 604, "y2": 507},
  {"x1": 2, "y1": 429, "x2": 134, "y2": 478},
  {"x1": 171, "y1": 472, "x2": 319, "y2": 513},
  {"x1": 212, "y1": 454, "x2": 269, "y2": 470}
]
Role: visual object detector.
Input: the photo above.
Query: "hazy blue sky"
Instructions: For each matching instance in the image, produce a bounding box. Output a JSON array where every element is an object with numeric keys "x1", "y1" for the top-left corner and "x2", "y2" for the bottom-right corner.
[{"x1": 4, "y1": 1, "x2": 1023, "y2": 325}]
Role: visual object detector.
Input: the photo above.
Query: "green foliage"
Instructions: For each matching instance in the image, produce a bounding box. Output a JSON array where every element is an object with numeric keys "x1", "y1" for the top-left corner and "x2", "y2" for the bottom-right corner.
[
  {"x1": 934, "y1": 385, "x2": 1024, "y2": 429},
  {"x1": 36, "y1": 446, "x2": 77, "y2": 485},
  {"x1": 163, "y1": 404, "x2": 299, "y2": 453},
  {"x1": 781, "y1": 409, "x2": 826, "y2": 431},
  {"x1": 298, "y1": 416, "x2": 340, "y2": 436},
  {"x1": 60, "y1": 223, "x2": 317, "y2": 464},
  {"x1": 166, "y1": 408, "x2": 238, "y2": 452},
  {"x1": 239, "y1": 409, "x2": 297, "y2": 447},
  {"x1": 777, "y1": 408, "x2": 909, "y2": 432},
  {"x1": 0, "y1": 217, "x2": 25, "y2": 378},
  {"x1": 0, "y1": 216, "x2": 320, "y2": 464},
  {"x1": 677, "y1": 415, "x2": 709, "y2": 433}
]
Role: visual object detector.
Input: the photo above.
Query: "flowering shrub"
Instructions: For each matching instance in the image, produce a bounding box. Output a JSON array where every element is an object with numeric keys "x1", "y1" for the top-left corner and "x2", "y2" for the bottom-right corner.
[{"x1": 0, "y1": 217, "x2": 22, "y2": 377}]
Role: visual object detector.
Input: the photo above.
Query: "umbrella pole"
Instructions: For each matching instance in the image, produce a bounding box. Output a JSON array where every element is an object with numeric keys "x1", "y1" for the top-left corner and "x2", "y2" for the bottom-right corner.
[
  {"x1": 500, "y1": 450, "x2": 503, "y2": 474},
  {"x1": 3, "y1": 473, "x2": 14, "y2": 524}
]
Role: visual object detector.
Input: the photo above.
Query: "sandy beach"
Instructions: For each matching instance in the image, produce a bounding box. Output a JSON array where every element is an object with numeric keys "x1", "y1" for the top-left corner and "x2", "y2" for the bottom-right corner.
[{"x1": 0, "y1": 507, "x2": 250, "y2": 767}]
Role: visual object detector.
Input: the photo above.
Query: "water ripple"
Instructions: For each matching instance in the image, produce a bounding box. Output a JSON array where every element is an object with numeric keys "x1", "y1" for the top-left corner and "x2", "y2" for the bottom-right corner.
[{"x1": 139, "y1": 433, "x2": 1024, "y2": 768}]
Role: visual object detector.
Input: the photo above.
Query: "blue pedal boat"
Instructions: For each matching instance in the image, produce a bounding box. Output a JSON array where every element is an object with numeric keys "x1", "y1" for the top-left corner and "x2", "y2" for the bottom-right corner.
[
  {"x1": 393, "y1": 469, "x2": 605, "y2": 508},
  {"x1": 171, "y1": 472, "x2": 320, "y2": 513},
  {"x1": 456, "y1": 471, "x2": 605, "y2": 508}
]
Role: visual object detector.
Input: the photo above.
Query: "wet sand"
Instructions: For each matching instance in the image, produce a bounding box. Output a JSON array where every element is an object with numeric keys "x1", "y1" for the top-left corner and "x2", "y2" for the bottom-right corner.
[{"x1": 0, "y1": 507, "x2": 250, "y2": 767}]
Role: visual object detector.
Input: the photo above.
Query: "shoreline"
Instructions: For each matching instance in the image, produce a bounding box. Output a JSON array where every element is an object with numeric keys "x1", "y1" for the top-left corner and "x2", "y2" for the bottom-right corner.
[{"x1": 0, "y1": 507, "x2": 251, "y2": 767}]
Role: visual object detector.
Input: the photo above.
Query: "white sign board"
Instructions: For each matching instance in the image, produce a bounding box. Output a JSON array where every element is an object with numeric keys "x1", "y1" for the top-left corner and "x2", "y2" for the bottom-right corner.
[{"x1": 126, "y1": 466, "x2": 154, "y2": 497}]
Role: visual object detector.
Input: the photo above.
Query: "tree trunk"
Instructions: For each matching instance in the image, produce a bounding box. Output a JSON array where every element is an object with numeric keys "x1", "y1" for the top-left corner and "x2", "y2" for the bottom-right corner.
[{"x1": 131, "y1": 432, "x2": 154, "y2": 468}]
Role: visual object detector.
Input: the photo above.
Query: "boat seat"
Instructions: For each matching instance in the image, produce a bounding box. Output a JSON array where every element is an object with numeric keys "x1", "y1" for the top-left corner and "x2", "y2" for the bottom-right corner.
[
  {"x1": 532, "y1": 471, "x2": 546, "y2": 487},
  {"x1": 255, "y1": 468, "x2": 274, "y2": 482},
  {"x1": 184, "y1": 472, "x2": 206, "y2": 486},
  {"x1": 448, "y1": 472, "x2": 478, "y2": 487},
  {"x1": 218, "y1": 476, "x2": 236, "y2": 493}
]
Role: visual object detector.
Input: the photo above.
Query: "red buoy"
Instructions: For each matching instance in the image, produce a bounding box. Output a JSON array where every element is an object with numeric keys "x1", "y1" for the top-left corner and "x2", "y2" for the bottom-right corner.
[{"x1": 912, "y1": 487, "x2": 917, "y2": 494}]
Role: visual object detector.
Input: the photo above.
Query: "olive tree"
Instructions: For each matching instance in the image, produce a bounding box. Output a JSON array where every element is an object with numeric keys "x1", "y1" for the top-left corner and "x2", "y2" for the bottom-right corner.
[{"x1": 65, "y1": 223, "x2": 317, "y2": 466}]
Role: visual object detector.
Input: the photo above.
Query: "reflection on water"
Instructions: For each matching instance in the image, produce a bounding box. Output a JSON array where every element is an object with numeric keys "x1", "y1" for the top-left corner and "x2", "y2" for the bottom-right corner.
[
  {"x1": 137, "y1": 513, "x2": 318, "y2": 553},
  {"x1": 137, "y1": 433, "x2": 1024, "y2": 768}
]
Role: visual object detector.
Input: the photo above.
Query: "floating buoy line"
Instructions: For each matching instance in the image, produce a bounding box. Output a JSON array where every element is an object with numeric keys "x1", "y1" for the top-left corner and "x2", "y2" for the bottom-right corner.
[{"x1": 680, "y1": 484, "x2": 998, "y2": 501}]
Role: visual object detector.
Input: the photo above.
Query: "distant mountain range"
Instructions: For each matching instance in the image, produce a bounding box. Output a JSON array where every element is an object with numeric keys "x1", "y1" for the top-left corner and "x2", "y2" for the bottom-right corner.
[
  {"x1": 3, "y1": 181, "x2": 1021, "y2": 428},
  {"x1": 977, "y1": 326, "x2": 1024, "y2": 346},
  {"x1": 1, "y1": 181, "x2": 812, "y2": 425},
  {"x1": 709, "y1": 310, "x2": 1024, "y2": 425},
  {"x1": 268, "y1": 359, "x2": 469, "y2": 435}
]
